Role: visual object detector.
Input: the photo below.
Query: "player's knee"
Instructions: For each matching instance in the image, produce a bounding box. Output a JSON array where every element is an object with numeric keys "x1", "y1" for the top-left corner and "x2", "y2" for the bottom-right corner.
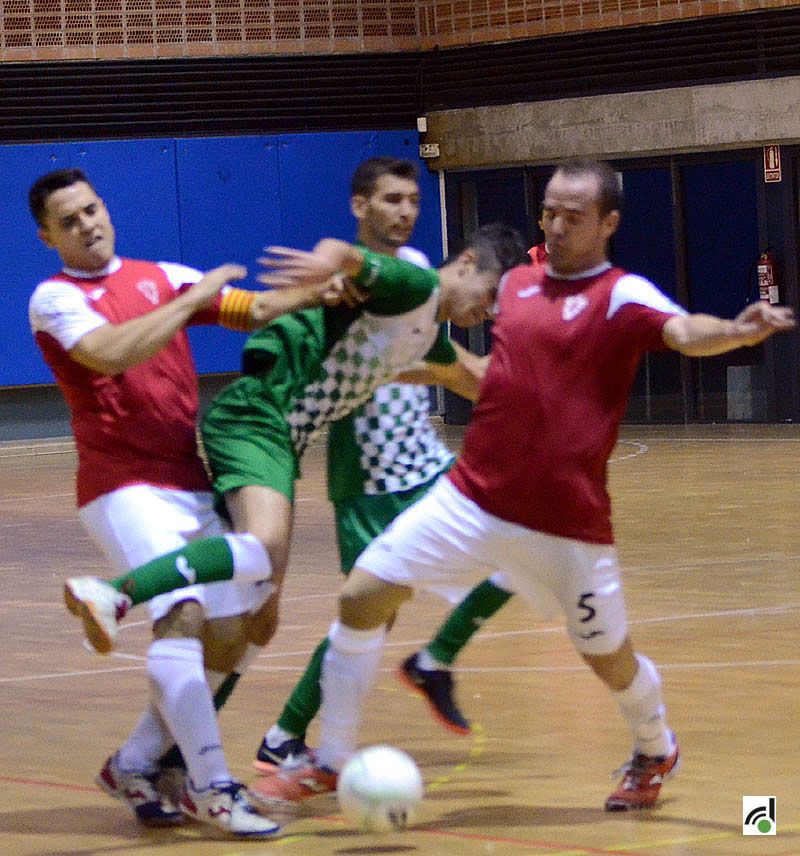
[
  {"x1": 202, "y1": 614, "x2": 250, "y2": 671},
  {"x1": 246, "y1": 593, "x2": 280, "y2": 646},
  {"x1": 338, "y1": 578, "x2": 410, "y2": 629},
  {"x1": 152, "y1": 599, "x2": 205, "y2": 639},
  {"x1": 580, "y1": 636, "x2": 636, "y2": 690}
]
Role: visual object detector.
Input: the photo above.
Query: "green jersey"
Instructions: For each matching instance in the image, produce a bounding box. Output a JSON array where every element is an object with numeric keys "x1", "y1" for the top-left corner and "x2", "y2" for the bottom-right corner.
[
  {"x1": 205, "y1": 249, "x2": 456, "y2": 462},
  {"x1": 326, "y1": 246, "x2": 455, "y2": 503}
]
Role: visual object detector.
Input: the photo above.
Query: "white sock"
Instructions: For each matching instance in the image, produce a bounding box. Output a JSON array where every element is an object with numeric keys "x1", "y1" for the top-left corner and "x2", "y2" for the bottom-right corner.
[
  {"x1": 224, "y1": 532, "x2": 272, "y2": 581},
  {"x1": 317, "y1": 621, "x2": 386, "y2": 772},
  {"x1": 117, "y1": 705, "x2": 173, "y2": 773},
  {"x1": 147, "y1": 637, "x2": 231, "y2": 790},
  {"x1": 613, "y1": 653, "x2": 672, "y2": 757},
  {"x1": 266, "y1": 723, "x2": 297, "y2": 746},
  {"x1": 417, "y1": 649, "x2": 449, "y2": 671}
]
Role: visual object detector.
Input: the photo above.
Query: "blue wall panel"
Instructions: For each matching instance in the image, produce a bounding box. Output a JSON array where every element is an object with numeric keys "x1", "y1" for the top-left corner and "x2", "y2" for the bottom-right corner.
[
  {"x1": 176, "y1": 135, "x2": 282, "y2": 374},
  {"x1": 278, "y1": 131, "x2": 376, "y2": 247},
  {"x1": 0, "y1": 144, "x2": 70, "y2": 386}
]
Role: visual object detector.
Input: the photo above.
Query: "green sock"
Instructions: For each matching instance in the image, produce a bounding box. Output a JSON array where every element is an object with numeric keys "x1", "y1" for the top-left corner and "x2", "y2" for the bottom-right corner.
[
  {"x1": 109, "y1": 536, "x2": 234, "y2": 605},
  {"x1": 158, "y1": 672, "x2": 242, "y2": 770},
  {"x1": 276, "y1": 636, "x2": 329, "y2": 738},
  {"x1": 427, "y1": 579, "x2": 513, "y2": 666}
]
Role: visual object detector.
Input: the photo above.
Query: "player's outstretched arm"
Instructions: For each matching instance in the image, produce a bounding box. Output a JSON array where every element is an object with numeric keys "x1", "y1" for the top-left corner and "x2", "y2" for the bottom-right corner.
[
  {"x1": 396, "y1": 342, "x2": 489, "y2": 402},
  {"x1": 257, "y1": 239, "x2": 365, "y2": 289},
  {"x1": 246, "y1": 275, "x2": 347, "y2": 326},
  {"x1": 70, "y1": 263, "x2": 247, "y2": 375},
  {"x1": 662, "y1": 302, "x2": 795, "y2": 357}
]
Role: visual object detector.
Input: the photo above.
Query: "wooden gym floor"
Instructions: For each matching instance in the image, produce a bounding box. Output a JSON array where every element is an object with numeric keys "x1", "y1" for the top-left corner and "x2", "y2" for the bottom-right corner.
[{"x1": 1, "y1": 424, "x2": 798, "y2": 855}]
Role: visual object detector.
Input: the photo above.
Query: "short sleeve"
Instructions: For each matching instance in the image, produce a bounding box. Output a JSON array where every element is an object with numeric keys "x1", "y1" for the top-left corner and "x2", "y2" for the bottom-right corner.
[
  {"x1": 157, "y1": 261, "x2": 204, "y2": 291},
  {"x1": 28, "y1": 280, "x2": 107, "y2": 351},
  {"x1": 607, "y1": 274, "x2": 687, "y2": 352}
]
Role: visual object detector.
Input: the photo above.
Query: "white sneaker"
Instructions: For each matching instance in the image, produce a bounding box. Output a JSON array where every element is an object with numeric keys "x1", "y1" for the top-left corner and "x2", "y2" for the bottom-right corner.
[
  {"x1": 96, "y1": 752, "x2": 183, "y2": 827},
  {"x1": 64, "y1": 576, "x2": 131, "y2": 654},
  {"x1": 182, "y1": 780, "x2": 282, "y2": 837}
]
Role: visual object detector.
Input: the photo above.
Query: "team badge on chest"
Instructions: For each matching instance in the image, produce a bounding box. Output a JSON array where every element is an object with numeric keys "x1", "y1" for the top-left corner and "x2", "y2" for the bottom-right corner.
[
  {"x1": 563, "y1": 294, "x2": 589, "y2": 321},
  {"x1": 136, "y1": 279, "x2": 160, "y2": 306}
]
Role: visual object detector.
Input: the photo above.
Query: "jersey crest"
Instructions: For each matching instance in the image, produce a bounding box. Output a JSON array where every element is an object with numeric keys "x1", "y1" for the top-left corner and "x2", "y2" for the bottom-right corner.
[
  {"x1": 563, "y1": 294, "x2": 589, "y2": 321},
  {"x1": 136, "y1": 279, "x2": 160, "y2": 305}
]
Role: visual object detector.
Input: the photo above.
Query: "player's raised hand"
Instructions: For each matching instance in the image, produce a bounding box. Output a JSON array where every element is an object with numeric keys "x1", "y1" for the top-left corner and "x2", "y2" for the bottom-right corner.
[
  {"x1": 258, "y1": 239, "x2": 366, "y2": 289},
  {"x1": 733, "y1": 302, "x2": 796, "y2": 346},
  {"x1": 257, "y1": 246, "x2": 338, "y2": 288},
  {"x1": 192, "y1": 263, "x2": 248, "y2": 305}
]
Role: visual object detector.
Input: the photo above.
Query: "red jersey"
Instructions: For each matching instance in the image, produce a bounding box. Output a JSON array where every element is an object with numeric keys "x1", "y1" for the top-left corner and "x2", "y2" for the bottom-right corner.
[
  {"x1": 29, "y1": 257, "x2": 223, "y2": 507},
  {"x1": 449, "y1": 263, "x2": 685, "y2": 544}
]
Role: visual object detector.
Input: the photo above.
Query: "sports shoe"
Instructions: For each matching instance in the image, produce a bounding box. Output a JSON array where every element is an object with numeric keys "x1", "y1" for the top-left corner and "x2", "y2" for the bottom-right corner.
[
  {"x1": 248, "y1": 760, "x2": 337, "y2": 809},
  {"x1": 95, "y1": 752, "x2": 183, "y2": 827},
  {"x1": 397, "y1": 652, "x2": 471, "y2": 735},
  {"x1": 605, "y1": 734, "x2": 680, "y2": 811},
  {"x1": 64, "y1": 576, "x2": 131, "y2": 654},
  {"x1": 182, "y1": 780, "x2": 282, "y2": 837},
  {"x1": 253, "y1": 734, "x2": 313, "y2": 774}
]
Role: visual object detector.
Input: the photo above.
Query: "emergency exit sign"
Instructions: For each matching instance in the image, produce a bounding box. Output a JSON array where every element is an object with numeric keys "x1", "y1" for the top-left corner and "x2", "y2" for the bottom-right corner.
[{"x1": 763, "y1": 145, "x2": 782, "y2": 183}]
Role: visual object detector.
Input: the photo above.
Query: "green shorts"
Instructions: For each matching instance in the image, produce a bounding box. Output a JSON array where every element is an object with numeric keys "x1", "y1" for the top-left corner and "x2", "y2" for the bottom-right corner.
[
  {"x1": 334, "y1": 475, "x2": 441, "y2": 575},
  {"x1": 201, "y1": 377, "x2": 299, "y2": 511}
]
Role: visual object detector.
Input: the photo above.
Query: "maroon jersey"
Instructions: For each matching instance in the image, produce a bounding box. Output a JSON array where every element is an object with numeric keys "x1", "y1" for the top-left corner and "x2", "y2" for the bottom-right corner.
[
  {"x1": 29, "y1": 258, "x2": 222, "y2": 507},
  {"x1": 449, "y1": 263, "x2": 685, "y2": 544}
]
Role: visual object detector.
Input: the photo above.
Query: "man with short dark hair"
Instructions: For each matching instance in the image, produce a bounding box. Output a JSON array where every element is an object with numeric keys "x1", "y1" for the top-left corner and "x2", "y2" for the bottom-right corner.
[
  {"x1": 252, "y1": 158, "x2": 794, "y2": 812},
  {"x1": 29, "y1": 167, "x2": 334, "y2": 837},
  {"x1": 252, "y1": 156, "x2": 494, "y2": 771}
]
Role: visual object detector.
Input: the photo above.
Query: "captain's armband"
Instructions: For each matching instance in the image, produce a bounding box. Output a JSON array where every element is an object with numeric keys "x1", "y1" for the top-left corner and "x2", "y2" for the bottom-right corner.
[{"x1": 219, "y1": 288, "x2": 256, "y2": 331}]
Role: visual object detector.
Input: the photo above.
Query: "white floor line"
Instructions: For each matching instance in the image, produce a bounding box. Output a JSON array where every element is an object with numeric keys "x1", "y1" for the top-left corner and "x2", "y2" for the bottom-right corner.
[{"x1": 10, "y1": 598, "x2": 798, "y2": 684}]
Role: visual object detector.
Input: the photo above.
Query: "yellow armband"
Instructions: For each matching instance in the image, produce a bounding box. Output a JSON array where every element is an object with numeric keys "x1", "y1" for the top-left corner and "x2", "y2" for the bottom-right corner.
[{"x1": 219, "y1": 287, "x2": 256, "y2": 331}]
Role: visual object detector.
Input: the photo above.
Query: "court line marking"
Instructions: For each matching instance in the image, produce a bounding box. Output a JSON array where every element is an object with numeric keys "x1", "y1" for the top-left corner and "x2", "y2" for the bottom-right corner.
[
  {"x1": 5, "y1": 601, "x2": 799, "y2": 683},
  {"x1": 4, "y1": 657, "x2": 799, "y2": 685},
  {"x1": 3, "y1": 767, "x2": 797, "y2": 856},
  {"x1": 5, "y1": 437, "x2": 797, "y2": 853}
]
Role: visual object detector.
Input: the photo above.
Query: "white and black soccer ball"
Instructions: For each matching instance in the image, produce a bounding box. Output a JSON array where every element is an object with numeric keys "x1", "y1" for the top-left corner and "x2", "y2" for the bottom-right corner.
[{"x1": 337, "y1": 745, "x2": 424, "y2": 833}]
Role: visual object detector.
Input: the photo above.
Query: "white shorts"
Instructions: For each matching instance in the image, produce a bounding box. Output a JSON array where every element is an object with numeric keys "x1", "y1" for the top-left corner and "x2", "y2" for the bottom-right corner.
[
  {"x1": 79, "y1": 484, "x2": 271, "y2": 623},
  {"x1": 355, "y1": 477, "x2": 628, "y2": 655}
]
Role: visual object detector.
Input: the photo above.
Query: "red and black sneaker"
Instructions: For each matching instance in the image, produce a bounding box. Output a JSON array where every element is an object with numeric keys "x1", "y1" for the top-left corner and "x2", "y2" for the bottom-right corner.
[{"x1": 605, "y1": 734, "x2": 680, "y2": 811}]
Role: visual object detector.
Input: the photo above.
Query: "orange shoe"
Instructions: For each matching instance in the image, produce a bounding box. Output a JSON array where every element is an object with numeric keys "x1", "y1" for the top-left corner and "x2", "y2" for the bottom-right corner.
[
  {"x1": 248, "y1": 762, "x2": 337, "y2": 809},
  {"x1": 605, "y1": 734, "x2": 680, "y2": 811}
]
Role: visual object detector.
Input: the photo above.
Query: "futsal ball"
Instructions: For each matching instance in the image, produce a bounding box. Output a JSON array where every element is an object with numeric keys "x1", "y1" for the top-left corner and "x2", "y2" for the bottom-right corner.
[{"x1": 337, "y1": 745, "x2": 424, "y2": 833}]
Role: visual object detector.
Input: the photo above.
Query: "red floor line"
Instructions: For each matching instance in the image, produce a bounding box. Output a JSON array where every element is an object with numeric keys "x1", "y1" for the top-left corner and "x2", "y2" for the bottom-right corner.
[
  {"x1": 0, "y1": 774, "x2": 98, "y2": 794},
  {"x1": 5, "y1": 774, "x2": 650, "y2": 854}
]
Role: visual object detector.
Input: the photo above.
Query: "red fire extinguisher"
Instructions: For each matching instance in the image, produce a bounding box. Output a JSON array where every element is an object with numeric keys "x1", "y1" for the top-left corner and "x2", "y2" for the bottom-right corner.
[{"x1": 757, "y1": 249, "x2": 779, "y2": 304}]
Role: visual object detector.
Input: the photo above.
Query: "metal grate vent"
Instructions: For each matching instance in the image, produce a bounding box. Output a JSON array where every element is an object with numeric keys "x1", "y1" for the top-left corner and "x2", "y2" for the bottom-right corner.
[
  {"x1": 422, "y1": 8, "x2": 800, "y2": 110},
  {"x1": 1, "y1": 8, "x2": 800, "y2": 143}
]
